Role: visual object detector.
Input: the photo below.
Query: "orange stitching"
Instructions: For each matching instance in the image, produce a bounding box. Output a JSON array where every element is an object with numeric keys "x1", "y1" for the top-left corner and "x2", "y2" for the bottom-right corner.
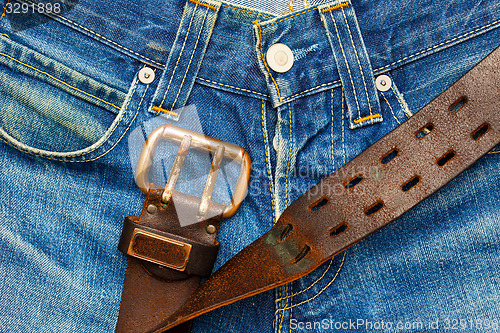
[
  {"x1": 260, "y1": 100, "x2": 276, "y2": 224},
  {"x1": 262, "y1": 7, "x2": 317, "y2": 28},
  {"x1": 221, "y1": 4, "x2": 274, "y2": 18},
  {"x1": 158, "y1": 4, "x2": 197, "y2": 109},
  {"x1": 488, "y1": 151, "x2": 500, "y2": 154},
  {"x1": 22, "y1": 0, "x2": 163, "y2": 67},
  {"x1": 169, "y1": 6, "x2": 210, "y2": 111},
  {"x1": 0, "y1": 78, "x2": 148, "y2": 162},
  {"x1": 322, "y1": 2, "x2": 348, "y2": 13},
  {"x1": 276, "y1": 251, "x2": 347, "y2": 311},
  {"x1": 188, "y1": 0, "x2": 217, "y2": 10},
  {"x1": 0, "y1": 51, "x2": 120, "y2": 109},
  {"x1": 341, "y1": 6, "x2": 373, "y2": 116},
  {"x1": 0, "y1": 0, "x2": 10, "y2": 21},
  {"x1": 330, "y1": 12, "x2": 361, "y2": 119},
  {"x1": 254, "y1": 20, "x2": 282, "y2": 102},
  {"x1": 353, "y1": 113, "x2": 381, "y2": 124},
  {"x1": 151, "y1": 106, "x2": 179, "y2": 116}
]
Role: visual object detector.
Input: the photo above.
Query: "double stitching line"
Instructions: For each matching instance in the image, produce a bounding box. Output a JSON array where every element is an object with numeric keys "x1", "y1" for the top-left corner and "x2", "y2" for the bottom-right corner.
[
  {"x1": 0, "y1": 0, "x2": 10, "y2": 21},
  {"x1": 285, "y1": 103, "x2": 293, "y2": 207},
  {"x1": 0, "y1": 52, "x2": 120, "y2": 110},
  {"x1": 197, "y1": 77, "x2": 269, "y2": 97},
  {"x1": 0, "y1": 77, "x2": 149, "y2": 162},
  {"x1": 331, "y1": 89, "x2": 335, "y2": 169},
  {"x1": 260, "y1": 100, "x2": 276, "y2": 225},
  {"x1": 168, "y1": 6, "x2": 210, "y2": 112},
  {"x1": 381, "y1": 91, "x2": 401, "y2": 125},
  {"x1": 276, "y1": 251, "x2": 347, "y2": 312},
  {"x1": 255, "y1": 20, "x2": 282, "y2": 102},
  {"x1": 330, "y1": 12, "x2": 361, "y2": 119},
  {"x1": 341, "y1": 7, "x2": 373, "y2": 116},
  {"x1": 21, "y1": 0, "x2": 163, "y2": 67},
  {"x1": 158, "y1": 3, "x2": 198, "y2": 109},
  {"x1": 221, "y1": 4, "x2": 274, "y2": 18}
]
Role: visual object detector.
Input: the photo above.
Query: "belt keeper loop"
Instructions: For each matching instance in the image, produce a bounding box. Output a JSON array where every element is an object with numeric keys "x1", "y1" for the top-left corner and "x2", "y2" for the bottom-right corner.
[
  {"x1": 149, "y1": 0, "x2": 221, "y2": 120},
  {"x1": 319, "y1": 0, "x2": 383, "y2": 129}
]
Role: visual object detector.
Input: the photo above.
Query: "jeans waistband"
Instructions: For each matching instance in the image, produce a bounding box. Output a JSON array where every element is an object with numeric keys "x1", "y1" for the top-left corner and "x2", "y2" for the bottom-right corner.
[{"x1": 28, "y1": 0, "x2": 500, "y2": 118}]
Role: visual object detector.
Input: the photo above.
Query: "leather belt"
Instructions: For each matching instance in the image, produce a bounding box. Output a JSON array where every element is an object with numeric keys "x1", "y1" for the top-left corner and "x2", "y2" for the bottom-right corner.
[
  {"x1": 141, "y1": 45, "x2": 500, "y2": 332},
  {"x1": 116, "y1": 126, "x2": 251, "y2": 333}
]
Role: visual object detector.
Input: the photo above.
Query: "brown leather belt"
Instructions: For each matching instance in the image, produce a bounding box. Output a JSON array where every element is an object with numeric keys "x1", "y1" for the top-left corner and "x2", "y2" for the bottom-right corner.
[{"x1": 118, "y1": 44, "x2": 500, "y2": 332}]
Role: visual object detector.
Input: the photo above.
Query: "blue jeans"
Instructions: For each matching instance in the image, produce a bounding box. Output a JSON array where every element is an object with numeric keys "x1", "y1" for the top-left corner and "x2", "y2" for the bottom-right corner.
[{"x1": 0, "y1": 0, "x2": 500, "y2": 332}]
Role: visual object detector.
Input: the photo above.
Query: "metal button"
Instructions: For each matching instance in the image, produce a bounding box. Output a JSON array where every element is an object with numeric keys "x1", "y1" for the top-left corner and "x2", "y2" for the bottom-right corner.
[
  {"x1": 266, "y1": 43, "x2": 294, "y2": 73},
  {"x1": 139, "y1": 67, "x2": 155, "y2": 84},
  {"x1": 375, "y1": 75, "x2": 392, "y2": 92},
  {"x1": 273, "y1": 135, "x2": 278, "y2": 151}
]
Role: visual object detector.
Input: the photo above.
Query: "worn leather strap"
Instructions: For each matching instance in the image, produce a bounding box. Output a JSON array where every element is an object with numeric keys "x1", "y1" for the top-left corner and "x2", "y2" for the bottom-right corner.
[
  {"x1": 116, "y1": 189, "x2": 224, "y2": 333},
  {"x1": 150, "y1": 45, "x2": 500, "y2": 332}
]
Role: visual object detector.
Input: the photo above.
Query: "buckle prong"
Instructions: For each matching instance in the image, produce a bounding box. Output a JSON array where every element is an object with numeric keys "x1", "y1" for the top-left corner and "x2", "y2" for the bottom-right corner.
[
  {"x1": 199, "y1": 145, "x2": 225, "y2": 216},
  {"x1": 162, "y1": 135, "x2": 192, "y2": 203},
  {"x1": 136, "y1": 124, "x2": 251, "y2": 218}
]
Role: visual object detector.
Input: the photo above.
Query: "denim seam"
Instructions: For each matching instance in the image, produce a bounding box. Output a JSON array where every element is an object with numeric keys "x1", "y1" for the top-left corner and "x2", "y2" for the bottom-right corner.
[
  {"x1": 189, "y1": 0, "x2": 216, "y2": 10},
  {"x1": 0, "y1": 77, "x2": 146, "y2": 162},
  {"x1": 168, "y1": 6, "x2": 210, "y2": 112},
  {"x1": 341, "y1": 88, "x2": 346, "y2": 164},
  {"x1": 381, "y1": 91, "x2": 401, "y2": 125},
  {"x1": 285, "y1": 103, "x2": 293, "y2": 206},
  {"x1": 277, "y1": 251, "x2": 347, "y2": 311},
  {"x1": 221, "y1": 4, "x2": 274, "y2": 18},
  {"x1": 322, "y1": 2, "x2": 349, "y2": 13},
  {"x1": 341, "y1": 7, "x2": 373, "y2": 116},
  {"x1": 261, "y1": 7, "x2": 317, "y2": 28},
  {"x1": 331, "y1": 89, "x2": 335, "y2": 169},
  {"x1": 390, "y1": 85, "x2": 413, "y2": 118},
  {"x1": 22, "y1": 0, "x2": 164, "y2": 68},
  {"x1": 255, "y1": 20, "x2": 283, "y2": 102},
  {"x1": 0, "y1": 52, "x2": 121, "y2": 110},
  {"x1": 0, "y1": 0, "x2": 10, "y2": 21},
  {"x1": 260, "y1": 100, "x2": 276, "y2": 225},
  {"x1": 197, "y1": 77, "x2": 269, "y2": 97},
  {"x1": 289, "y1": 282, "x2": 294, "y2": 333},
  {"x1": 158, "y1": 3, "x2": 198, "y2": 109},
  {"x1": 330, "y1": 12, "x2": 361, "y2": 119},
  {"x1": 275, "y1": 257, "x2": 335, "y2": 302},
  {"x1": 283, "y1": 80, "x2": 341, "y2": 102},
  {"x1": 376, "y1": 17, "x2": 500, "y2": 73}
]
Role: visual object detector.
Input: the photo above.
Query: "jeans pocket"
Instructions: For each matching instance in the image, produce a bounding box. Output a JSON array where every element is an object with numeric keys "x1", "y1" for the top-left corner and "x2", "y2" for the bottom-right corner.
[{"x1": 0, "y1": 35, "x2": 128, "y2": 158}]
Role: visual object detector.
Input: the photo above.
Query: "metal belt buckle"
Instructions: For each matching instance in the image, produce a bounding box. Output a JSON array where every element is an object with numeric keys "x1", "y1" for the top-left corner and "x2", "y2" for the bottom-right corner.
[{"x1": 136, "y1": 123, "x2": 251, "y2": 218}]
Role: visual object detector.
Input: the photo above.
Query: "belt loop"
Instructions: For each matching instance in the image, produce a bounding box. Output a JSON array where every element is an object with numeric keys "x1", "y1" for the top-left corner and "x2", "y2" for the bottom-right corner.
[
  {"x1": 319, "y1": 0, "x2": 383, "y2": 129},
  {"x1": 150, "y1": 0, "x2": 221, "y2": 120}
]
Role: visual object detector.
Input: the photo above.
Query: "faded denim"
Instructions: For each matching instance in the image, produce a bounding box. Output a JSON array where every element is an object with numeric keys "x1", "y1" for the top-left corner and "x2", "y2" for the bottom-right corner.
[{"x1": 0, "y1": 0, "x2": 500, "y2": 332}]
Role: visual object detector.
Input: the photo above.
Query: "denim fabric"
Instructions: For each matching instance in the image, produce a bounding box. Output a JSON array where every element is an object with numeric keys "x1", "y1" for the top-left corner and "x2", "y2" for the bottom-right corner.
[{"x1": 0, "y1": 0, "x2": 500, "y2": 332}]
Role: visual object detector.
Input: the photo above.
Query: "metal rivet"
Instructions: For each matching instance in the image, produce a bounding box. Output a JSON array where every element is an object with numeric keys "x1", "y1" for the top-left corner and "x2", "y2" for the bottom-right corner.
[
  {"x1": 139, "y1": 67, "x2": 155, "y2": 84},
  {"x1": 206, "y1": 225, "x2": 216, "y2": 234},
  {"x1": 375, "y1": 74, "x2": 392, "y2": 92},
  {"x1": 147, "y1": 204, "x2": 157, "y2": 214}
]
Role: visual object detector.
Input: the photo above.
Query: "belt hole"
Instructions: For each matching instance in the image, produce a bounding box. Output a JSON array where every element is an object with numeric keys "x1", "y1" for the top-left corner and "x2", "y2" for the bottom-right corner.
[
  {"x1": 329, "y1": 222, "x2": 349, "y2": 237},
  {"x1": 437, "y1": 150, "x2": 456, "y2": 167},
  {"x1": 279, "y1": 224, "x2": 293, "y2": 243},
  {"x1": 292, "y1": 244, "x2": 311, "y2": 264},
  {"x1": 449, "y1": 97, "x2": 467, "y2": 114},
  {"x1": 345, "y1": 175, "x2": 363, "y2": 189},
  {"x1": 365, "y1": 201, "x2": 384, "y2": 216},
  {"x1": 402, "y1": 176, "x2": 421, "y2": 192},
  {"x1": 381, "y1": 148, "x2": 399, "y2": 164},
  {"x1": 309, "y1": 197, "x2": 329, "y2": 212},
  {"x1": 471, "y1": 123, "x2": 490, "y2": 140},
  {"x1": 416, "y1": 123, "x2": 434, "y2": 139}
]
